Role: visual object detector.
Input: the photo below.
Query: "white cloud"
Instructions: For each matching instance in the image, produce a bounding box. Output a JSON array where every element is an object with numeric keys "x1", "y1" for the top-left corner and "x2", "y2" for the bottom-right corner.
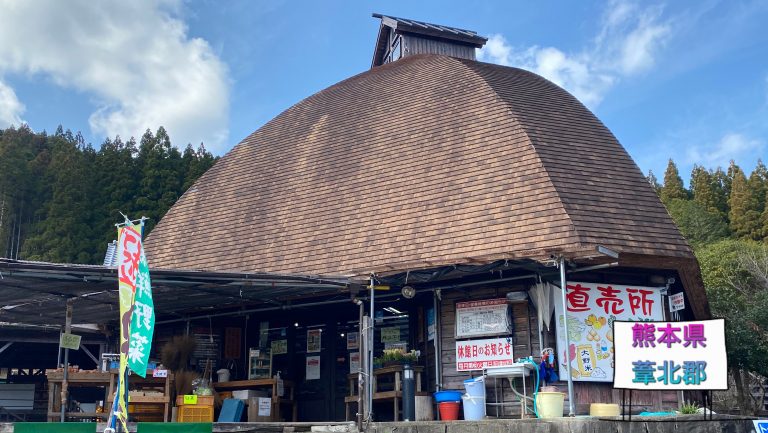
[
  {"x1": 685, "y1": 132, "x2": 765, "y2": 169},
  {"x1": 477, "y1": 0, "x2": 671, "y2": 108},
  {"x1": 0, "y1": 0, "x2": 230, "y2": 152},
  {"x1": 0, "y1": 80, "x2": 24, "y2": 128}
]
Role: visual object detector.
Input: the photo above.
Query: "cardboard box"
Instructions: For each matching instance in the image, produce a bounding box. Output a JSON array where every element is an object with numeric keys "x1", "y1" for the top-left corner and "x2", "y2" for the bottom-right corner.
[
  {"x1": 233, "y1": 390, "x2": 267, "y2": 400},
  {"x1": 247, "y1": 397, "x2": 273, "y2": 422}
]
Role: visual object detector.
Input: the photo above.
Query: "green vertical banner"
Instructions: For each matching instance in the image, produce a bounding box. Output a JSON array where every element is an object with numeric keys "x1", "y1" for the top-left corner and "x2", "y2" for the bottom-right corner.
[{"x1": 128, "y1": 229, "x2": 155, "y2": 377}]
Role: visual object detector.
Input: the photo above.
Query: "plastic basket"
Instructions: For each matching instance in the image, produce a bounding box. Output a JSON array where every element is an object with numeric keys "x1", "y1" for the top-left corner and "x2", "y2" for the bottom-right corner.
[
  {"x1": 176, "y1": 395, "x2": 214, "y2": 406},
  {"x1": 178, "y1": 405, "x2": 214, "y2": 422}
]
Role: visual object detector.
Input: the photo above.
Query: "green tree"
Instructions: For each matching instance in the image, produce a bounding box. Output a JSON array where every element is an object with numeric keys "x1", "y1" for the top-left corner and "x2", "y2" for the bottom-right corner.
[
  {"x1": 0, "y1": 126, "x2": 51, "y2": 259},
  {"x1": 182, "y1": 143, "x2": 216, "y2": 191},
  {"x1": 22, "y1": 130, "x2": 97, "y2": 262},
  {"x1": 752, "y1": 160, "x2": 768, "y2": 211},
  {"x1": 711, "y1": 167, "x2": 731, "y2": 223},
  {"x1": 690, "y1": 165, "x2": 725, "y2": 219},
  {"x1": 697, "y1": 240, "x2": 768, "y2": 414},
  {"x1": 135, "y1": 127, "x2": 183, "y2": 235},
  {"x1": 665, "y1": 198, "x2": 729, "y2": 246},
  {"x1": 729, "y1": 162, "x2": 762, "y2": 240},
  {"x1": 91, "y1": 136, "x2": 139, "y2": 262},
  {"x1": 646, "y1": 170, "x2": 661, "y2": 194},
  {"x1": 660, "y1": 159, "x2": 688, "y2": 204}
]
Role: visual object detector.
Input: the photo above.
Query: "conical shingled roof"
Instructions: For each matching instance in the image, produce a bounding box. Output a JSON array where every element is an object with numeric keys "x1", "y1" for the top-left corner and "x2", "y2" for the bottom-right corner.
[{"x1": 145, "y1": 54, "x2": 698, "y2": 294}]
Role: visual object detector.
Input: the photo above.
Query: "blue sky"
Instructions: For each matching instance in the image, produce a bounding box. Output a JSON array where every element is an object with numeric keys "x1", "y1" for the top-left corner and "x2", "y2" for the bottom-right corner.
[{"x1": 0, "y1": 0, "x2": 765, "y2": 181}]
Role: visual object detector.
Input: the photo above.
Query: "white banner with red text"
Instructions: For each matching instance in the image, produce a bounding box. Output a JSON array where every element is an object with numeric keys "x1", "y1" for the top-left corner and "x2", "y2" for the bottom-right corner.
[
  {"x1": 554, "y1": 282, "x2": 664, "y2": 382},
  {"x1": 455, "y1": 337, "x2": 516, "y2": 371}
]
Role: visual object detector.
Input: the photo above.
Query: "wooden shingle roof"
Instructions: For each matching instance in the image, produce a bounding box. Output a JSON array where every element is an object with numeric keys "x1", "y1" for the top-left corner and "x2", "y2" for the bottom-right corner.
[{"x1": 145, "y1": 54, "x2": 699, "y2": 293}]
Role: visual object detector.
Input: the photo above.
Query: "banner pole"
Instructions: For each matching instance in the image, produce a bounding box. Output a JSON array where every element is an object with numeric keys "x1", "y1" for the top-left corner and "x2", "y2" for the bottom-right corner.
[{"x1": 559, "y1": 256, "x2": 576, "y2": 416}]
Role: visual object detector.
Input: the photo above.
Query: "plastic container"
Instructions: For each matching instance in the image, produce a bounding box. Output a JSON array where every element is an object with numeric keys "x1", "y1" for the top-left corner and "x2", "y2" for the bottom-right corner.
[
  {"x1": 438, "y1": 401, "x2": 460, "y2": 421},
  {"x1": 461, "y1": 395, "x2": 486, "y2": 420},
  {"x1": 433, "y1": 390, "x2": 463, "y2": 403},
  {"x1": 217, "y1": 368, "x2": 230, "y2": 382},
  {"x1": 535, "y1": 392, "x2": 565, "y2": 418},
  {"x1": 178, "y1": 405, "x2": 214, "y2": 422},
  {"x1": 463, "y1": 376, "x2": 486, "y2": 399},
  {"x1": 590, "y1": 403, "x2": 620, "y2": 416}
]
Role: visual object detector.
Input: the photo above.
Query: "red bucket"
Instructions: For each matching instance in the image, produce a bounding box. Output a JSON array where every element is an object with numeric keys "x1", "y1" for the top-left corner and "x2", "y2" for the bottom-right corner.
[{"x1": 439, "y1": 401, "x2": 461, "y2": 421}]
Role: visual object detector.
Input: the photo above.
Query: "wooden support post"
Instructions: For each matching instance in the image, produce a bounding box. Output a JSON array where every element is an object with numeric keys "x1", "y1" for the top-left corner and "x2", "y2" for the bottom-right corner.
[{"x1": 60, "y1": 300, "x2": 73, "y2": 422}]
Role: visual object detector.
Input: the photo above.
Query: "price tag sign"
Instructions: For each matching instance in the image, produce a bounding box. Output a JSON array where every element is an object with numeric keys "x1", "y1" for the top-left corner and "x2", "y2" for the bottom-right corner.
[
  {"x1": 183, "y1": 394, "x2": 198, "y2": 405},
  {"x1": 152, "y1": 369, "x2": 168, "y2": 378},
  {"x1": 59, "y1": 333, "x2": 81, "y2": 350}
]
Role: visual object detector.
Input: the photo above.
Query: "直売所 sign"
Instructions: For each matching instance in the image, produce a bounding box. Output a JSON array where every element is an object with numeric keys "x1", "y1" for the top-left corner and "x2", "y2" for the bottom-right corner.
[
  {"x1": 455, "y1": 298, "x2": 510, "y2": 338},
  {"x1": 613, "y1": 319, "x2": 727, "y2": 390},
  {"x1": 455, "y1": 337, "x2": 515, "y2": 371},
  {"x1": 555, "y1": 282, "x2": 664, "y2": 382}
]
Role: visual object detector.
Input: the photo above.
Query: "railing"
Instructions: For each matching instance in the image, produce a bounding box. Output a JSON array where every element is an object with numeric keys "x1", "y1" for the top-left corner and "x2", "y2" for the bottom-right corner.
[{"x1": 0, "y1": 405, "x2": 26, "y2": 422}]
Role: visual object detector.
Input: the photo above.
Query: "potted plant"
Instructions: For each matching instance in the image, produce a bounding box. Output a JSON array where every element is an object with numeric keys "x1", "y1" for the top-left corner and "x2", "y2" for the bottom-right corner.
[{"x1": 375, "y1": 348, "x2": 419, "y2": 367}]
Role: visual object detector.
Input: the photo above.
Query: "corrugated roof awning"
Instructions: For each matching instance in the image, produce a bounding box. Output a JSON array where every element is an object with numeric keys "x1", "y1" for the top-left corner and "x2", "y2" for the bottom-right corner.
[{"x1": 0, "y1": 259, "x2": 351, "y2": 327}]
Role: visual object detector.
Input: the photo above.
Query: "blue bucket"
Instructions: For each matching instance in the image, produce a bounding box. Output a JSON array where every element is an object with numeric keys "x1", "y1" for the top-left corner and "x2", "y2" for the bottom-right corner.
[
  {"x1": 463, "y1": 376, "x2": 486, "y2": 399},
  {"x1": 434, "y1": 390, "x2": 463, "y2": 403}
]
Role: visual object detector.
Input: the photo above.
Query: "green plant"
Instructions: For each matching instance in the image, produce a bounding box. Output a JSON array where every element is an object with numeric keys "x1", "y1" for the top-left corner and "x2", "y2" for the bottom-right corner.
[
  {"x1": 374, "y1": 348, "x2": 418, "y2": 365},
  {"x1": 679, "y1": 401, "x2": 699, "y2": 414}
]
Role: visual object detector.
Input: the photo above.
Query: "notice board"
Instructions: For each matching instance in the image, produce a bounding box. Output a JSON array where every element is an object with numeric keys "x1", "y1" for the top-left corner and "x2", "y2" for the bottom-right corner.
[{"x1": 455, "y1": 298, "x2": 510, "y2": 338}]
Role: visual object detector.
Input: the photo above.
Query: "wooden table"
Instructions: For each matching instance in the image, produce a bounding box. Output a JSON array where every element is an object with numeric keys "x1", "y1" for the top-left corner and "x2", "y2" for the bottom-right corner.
[
  {"x1": 46, "y1": 370, "x2": 111, "y2": 422},
  {"x1": 214, "y1": 378, "x2": 296, "y2": 421},
  {"x1": 346, "y1": 365, "x2": 428, "y2": 421}
]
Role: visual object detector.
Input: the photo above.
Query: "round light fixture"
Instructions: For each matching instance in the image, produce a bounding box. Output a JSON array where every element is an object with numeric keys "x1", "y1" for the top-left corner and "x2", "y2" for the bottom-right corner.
[{"x1": 401, "y1": 285, "x2": 416, "y2": 299}]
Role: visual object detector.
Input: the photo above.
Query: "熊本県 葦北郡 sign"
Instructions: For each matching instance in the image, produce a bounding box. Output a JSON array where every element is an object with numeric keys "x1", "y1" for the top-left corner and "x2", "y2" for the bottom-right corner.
[{"x1": 613, "y1": 319, "x2": 727, "y2": 390}]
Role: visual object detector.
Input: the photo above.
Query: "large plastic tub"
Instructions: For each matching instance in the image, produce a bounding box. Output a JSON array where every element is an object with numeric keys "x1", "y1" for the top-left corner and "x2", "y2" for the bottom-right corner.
[
  {"x1": 434, "y1": 390, "x2": 462, "y2": 403},
  {"x1": 462, "y1": 395, "x2": 486, "y2": 420},
  {"x1": 463, "y1": 376, "x2": 486, "y2": 399}
]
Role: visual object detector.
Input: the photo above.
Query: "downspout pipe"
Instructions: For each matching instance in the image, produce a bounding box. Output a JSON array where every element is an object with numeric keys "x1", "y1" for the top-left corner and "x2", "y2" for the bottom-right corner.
[{"x1": 368, "y1": 275, "x2": 375, "y2": 422}]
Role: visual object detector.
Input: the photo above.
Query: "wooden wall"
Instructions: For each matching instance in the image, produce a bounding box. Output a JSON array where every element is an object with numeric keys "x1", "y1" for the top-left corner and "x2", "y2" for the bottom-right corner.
[
  {"x1": 402, "y1": 34, "x2": 476, "y2": 61},
  {"x1": 438, "y1": 285, "x2": 680, "y2": 417}
]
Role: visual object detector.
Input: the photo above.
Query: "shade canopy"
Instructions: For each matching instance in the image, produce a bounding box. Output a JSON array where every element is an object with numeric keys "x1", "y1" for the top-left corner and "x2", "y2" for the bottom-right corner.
[{"x1": 0, "y1": 258, "x2": 348, "y2": 327}]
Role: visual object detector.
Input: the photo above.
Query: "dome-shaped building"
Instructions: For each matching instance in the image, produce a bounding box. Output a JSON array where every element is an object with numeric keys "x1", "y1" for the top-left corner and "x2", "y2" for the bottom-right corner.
[{"x1": 145, "y1": 15, "x2": 707, "y2": 420}]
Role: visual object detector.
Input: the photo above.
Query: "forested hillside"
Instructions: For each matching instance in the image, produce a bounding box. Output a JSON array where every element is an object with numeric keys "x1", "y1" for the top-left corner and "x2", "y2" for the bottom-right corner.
[
  {"x1": 651, "y1": 159, "x2": 768, "y2": 414},
  {"x1": 0, "y1": 125, "x2": 217, "y2": 264}
]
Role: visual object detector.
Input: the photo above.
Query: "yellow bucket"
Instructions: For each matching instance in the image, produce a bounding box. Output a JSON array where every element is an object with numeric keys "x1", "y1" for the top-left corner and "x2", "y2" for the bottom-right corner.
[{"x1": 536, "y1": 392, "x2": 565, "y2": 418}]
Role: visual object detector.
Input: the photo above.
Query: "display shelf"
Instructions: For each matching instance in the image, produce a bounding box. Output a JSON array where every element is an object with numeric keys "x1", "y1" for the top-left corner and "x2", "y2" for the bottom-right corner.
[
  {"x1": 107, "y1": 370, "x2": 173, "y2": 422},
  {"x1": 46, "y1": 370, "x2": 112, "y2": 422}
]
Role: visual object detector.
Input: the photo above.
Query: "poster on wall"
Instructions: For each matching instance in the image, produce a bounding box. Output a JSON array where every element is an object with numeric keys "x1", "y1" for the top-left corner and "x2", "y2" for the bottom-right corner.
[
  {"x1": 554, "y1": 282, "x2": 663, "y2": 382},
  {"x1": 271, "y1": 339, "x2": 288, "y2": 355},
  {"x1": 307, "y1": 329, "x2": 321, "y2": 353},
  {"x1": 350, "y1": 352, "x2": 360, "y2": 374},
  {"x1": 347, "y1": 332, "x2": 359, "y2": 350},
  {"x1": 381, "y1": 327, "x2": 400, "y2": 343},
  {"x1": 306, "y1": 355, "x2": 321, "y2": 380},
  {"x1": 427, "y1": 308, "x2": 435, "y2": 341},
  {"x1": 455, "y1": 299, "x2": 510, "y2": 338},
  {"x1": 613, "y1": 319, "x2": 726, "y2": 390},
  {"x1": 455, "y1": 337, "x2": 516, "y2": 371}
]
